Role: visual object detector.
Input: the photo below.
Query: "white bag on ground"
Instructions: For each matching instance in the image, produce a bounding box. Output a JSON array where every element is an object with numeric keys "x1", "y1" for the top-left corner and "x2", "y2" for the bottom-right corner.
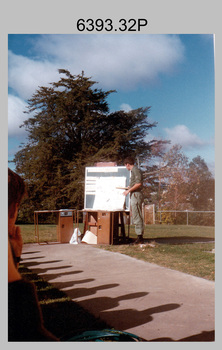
[
  {"x1": 70, "y1": 228, "x2": 81, "y2": 244},
  {"x1": 81, "y1": 230, "x2": 97, "y2": 244}
]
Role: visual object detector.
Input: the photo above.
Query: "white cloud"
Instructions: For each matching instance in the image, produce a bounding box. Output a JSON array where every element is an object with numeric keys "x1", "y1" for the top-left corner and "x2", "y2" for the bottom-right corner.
[
  {"x1": 8, "y1": 34, "x2": 185, "y2": 100},
  {"x1": 120, "y1": 103, "x2": 132, "y2": 112},
  {"x1": 8, "y1": 34, "x2": 185, "y2": 140},
  {"x1": 164, "y1": 125, "x2": 208, "y2": 150},
  {"x1": 8, "y1": 51, "x2": 60, "y2": 100},
  {"x1": 8, "y1": 95, "x2": 28, "y2": 137},
  {"x1": 40, "y1": 34, "x2": 184, "y2": 90}
]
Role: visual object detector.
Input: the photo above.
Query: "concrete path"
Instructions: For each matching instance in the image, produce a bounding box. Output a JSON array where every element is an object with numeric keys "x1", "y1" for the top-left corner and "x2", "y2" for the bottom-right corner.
[{"x1": 21, "y1": 243, "x2": 215, "y2": 341}]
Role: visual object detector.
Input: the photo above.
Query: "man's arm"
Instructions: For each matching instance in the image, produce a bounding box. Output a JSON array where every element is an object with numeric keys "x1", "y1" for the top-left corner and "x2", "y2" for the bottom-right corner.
[{"x1": 123, "y1": 182, "x2": 142, "y2": 196}]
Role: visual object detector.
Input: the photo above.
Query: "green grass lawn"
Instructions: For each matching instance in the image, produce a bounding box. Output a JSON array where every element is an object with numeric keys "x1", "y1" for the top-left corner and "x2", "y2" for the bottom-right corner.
[
  {"x1": 20, "y1": 223, "x2": 214, "y2": 243},
  {"x1": 19, "y1": 223, "x2": 215, "y2": 280},
  {"x1": 101, "y1": 224, "x2": 215, "y2": 281},
  {"x1": 136, "y1": 224, "x2": 214, "y2": 239},
  {"x1": 101, "y1": 242, "x2": 215, "y2": 280}
]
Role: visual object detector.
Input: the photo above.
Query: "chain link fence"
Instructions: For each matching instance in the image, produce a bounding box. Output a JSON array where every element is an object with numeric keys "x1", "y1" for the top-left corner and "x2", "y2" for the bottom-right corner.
[
  {"x1": 143, "y1": 205, "x2": 214, "y2": 226},
  {"x1": 157, "y1": 210, "x2": 215, "y2": 226}
]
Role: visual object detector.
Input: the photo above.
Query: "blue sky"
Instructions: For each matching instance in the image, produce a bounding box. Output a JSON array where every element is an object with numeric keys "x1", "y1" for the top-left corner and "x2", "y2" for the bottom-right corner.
[{"x1": 8, "y1": 34, "x2": 215, "y2": 174}]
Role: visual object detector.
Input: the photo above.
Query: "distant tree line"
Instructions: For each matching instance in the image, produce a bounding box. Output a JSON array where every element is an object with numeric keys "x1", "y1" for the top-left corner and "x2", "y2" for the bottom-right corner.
[
  {"x1": 143, "y1": 144, "x2": 214, "y2": 226},
  {"x1": 12, "y1": 70, "x2": 214, "y2": 225}
]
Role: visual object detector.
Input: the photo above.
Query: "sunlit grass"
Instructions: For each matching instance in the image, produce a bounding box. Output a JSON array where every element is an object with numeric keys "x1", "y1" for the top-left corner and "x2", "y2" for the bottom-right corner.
[{"x1": 19, "y1": 223, "x2": 215, "y2": 280}]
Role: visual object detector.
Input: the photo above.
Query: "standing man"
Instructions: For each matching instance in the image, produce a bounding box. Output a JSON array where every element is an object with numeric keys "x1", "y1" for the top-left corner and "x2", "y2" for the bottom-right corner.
[{"x1": 123, "y1": 157, "x2": 144, "y2": 244}]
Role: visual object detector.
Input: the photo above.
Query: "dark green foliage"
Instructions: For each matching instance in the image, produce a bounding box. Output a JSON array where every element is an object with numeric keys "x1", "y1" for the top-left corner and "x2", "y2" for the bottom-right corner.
[
  {"x1": 14, "y1": 70, "x2": 160, "y2": 221},
  {"x1": 13, "y1": 70, "x2": 214, "y2": 224}
]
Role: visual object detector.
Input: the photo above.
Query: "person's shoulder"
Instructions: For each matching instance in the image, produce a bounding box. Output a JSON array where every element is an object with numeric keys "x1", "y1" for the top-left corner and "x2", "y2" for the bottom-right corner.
[{"x1": 133, "y1": 165, "x2": 140, "y2": 173}]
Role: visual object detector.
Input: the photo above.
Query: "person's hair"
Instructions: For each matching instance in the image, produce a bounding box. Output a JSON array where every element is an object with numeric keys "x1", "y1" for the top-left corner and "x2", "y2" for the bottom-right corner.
[
  {"x1": 124, "y1": 157, "x2": 135, "y2": 166},
  {"x1": 8, "y1": 168, "x2": 26, "y2": 216}
]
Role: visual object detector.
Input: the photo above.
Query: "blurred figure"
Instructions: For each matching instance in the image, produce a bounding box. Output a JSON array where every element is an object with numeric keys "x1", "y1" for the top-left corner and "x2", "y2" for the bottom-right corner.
[
  {"x1": 8, "y1": 168, "x2": 58, "y2": 341},
  {"x1": 8, "y1": 168, "x2": 26, "y2": 268}
]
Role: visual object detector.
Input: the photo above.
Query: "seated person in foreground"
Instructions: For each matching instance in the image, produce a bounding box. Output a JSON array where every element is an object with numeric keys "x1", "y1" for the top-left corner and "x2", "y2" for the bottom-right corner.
[{"x1": 8, "y1": 168, "x2": 58, "y2": 341}]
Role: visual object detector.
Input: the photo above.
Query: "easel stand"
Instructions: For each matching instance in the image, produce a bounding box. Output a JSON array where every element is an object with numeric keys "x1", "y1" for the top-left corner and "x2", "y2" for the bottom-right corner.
[
  {"x1": 79, "y1": 210, "x2": 130, "y2": 245},
  {"x1": 34, "y1": 209, "x2": 76, "y2": 243}
]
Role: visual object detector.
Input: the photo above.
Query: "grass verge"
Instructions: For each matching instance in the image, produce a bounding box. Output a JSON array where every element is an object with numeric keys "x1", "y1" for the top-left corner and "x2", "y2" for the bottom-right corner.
[
  {"x1": 100, "y1": 242, "x2": 215, "y2": 281},
  {"x1": 19, "y1": 224, "x2": 215, "y2": 280},
  {"x1": 19, "y1": 223, "x2": 215, "y2": 242}
]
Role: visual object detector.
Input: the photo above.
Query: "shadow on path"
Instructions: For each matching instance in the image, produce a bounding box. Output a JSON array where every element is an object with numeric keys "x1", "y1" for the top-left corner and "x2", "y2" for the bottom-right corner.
[
  {"x1": 78, "y1": 292, "x2": 149, "y2": 313},
  {"x1": 100, "y1": 303, "x2": 181, "y2": 330},
  {"x1": 150, "y1": 330, "x2": 215, "y2": 342}
]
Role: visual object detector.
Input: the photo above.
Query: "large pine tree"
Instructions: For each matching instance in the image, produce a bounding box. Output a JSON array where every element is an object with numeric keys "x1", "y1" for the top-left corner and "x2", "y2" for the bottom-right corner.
[{"x1": 14, "y1": 70, "x2": 160, "y2": 220}]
